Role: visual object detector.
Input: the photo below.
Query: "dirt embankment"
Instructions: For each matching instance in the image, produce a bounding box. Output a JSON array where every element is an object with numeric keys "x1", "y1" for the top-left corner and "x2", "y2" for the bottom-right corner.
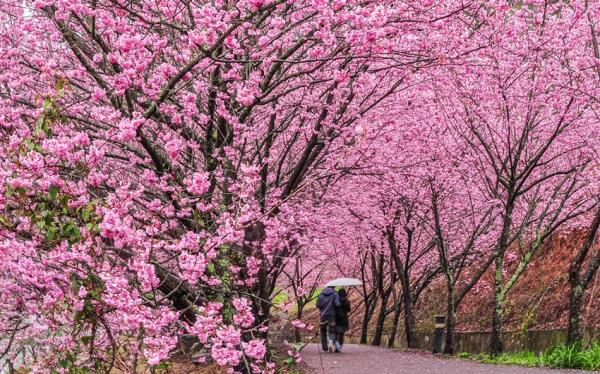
[{"x1": 456, "y1": 232, "x2": 600, "y2": 332}]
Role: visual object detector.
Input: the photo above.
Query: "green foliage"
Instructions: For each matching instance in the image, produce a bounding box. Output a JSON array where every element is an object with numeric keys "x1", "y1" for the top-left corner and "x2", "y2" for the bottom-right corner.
[
  {"x1": 35, "y1": 80, "x2": 67, "y2": 139},
  {"x1": 50, "y1": 352, "x2": 94, "y2": 373},
  {"x1": 29, "y1": 187, "x2": 98, "y2": 244},
  {"x1": 579, "y1": 342, "x2": 600, "y2": 371},
  {"x1": 457, "y1": 352, "x2": 470, "y2": 359},
  {"x1": 206, "y1": 262, "x2": 216, "y2": 274},
  {"x1": 4, "y1": 80, "x2": 101, "y2": 250},
  {"x1": 282, "y1": 356, "x2": 296, "y2": 366},
  {"x1": 150, "y1": 361, "x2": 171, "y2": 373},
  {"x1": 272, "y1": 289, "x2": 288, "y2": 305},
  {"x1": 540, "y1": 342, "x2": 600, "y2": 371},
  {"x1": 472, "y1": 342, "x2": 600, "y2": 371},
  {"x1": 540, "y1": 343, "x2": 581, "y2": 369},
  {"x1": 479, "y1": 351, "x2": 539, "y2": 367}
]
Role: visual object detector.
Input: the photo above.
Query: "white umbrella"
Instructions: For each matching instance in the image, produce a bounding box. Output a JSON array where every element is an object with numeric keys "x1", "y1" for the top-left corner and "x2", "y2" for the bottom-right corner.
[{"x1": 324, "y1": 277, "x2": 362, "y2": 287}]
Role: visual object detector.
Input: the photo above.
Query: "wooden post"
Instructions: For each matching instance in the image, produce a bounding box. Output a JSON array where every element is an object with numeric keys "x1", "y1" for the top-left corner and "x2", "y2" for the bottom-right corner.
[{"x1": 433, "y1": 315, "x2": 446, "y2": 354}]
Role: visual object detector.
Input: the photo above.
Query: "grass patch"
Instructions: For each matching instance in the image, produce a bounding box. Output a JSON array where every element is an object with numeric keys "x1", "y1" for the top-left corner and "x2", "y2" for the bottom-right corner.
[
  {"x1": 541, "y1": 342, "x2": 600, "y2": 371},
  {"x1": 479, "y1": 351, "x2": 539, "y2": 367},
  {"x1": 472, "y1": 341, "x2": 600, "y2": 371}
]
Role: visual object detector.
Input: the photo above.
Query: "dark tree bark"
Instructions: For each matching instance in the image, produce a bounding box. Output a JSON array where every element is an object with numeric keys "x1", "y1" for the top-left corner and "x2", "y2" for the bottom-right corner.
[
  {"x1": 360, "y1": 296, "x2": 378, "y2": 344},
  {"x1": 402, "y1": 291, "x2": 418, "y2": 349},
  {"x1": 566, "y1": 283, "x2": 585, "y2": 345},
  {"x1": 385, "y1": 212, "x2": 439, "y2": 349},
  {"x1": 359, "y1": 252, "x2": 379, "y2": 344},
  {"x1": 429, "y1": 184, "x2": 495, "y2": 355},
  {"x1": 372, "y1": 254, "x2": 396, "y2": 346},
  {"x1": 490, "y1": 269, "x2": 505, "y2": 355},
  {"x1": 372, "y1": 286, "x2": 396, "y2": 346},
  {"x1": 371, "y1": 295, "x2": 389, "y2": 346},
  {"x1": 294, "y1": 307, "x2": 304, "y2": 343},
  {"x1": 566, "y1": 204, "x2": 600, "y2": 345},
  {"x1": 489, "y1": 202, "x2": 514, "y2": 356},
  {"x1": 386, "y1": 225, "x2": 416, "y2": 347},
  {"x1": 443, "y1": 286, "x2": 456, "y2": 354},
  {"x1": 387, "y1": 295, "x2": 403, "y2": 348}
]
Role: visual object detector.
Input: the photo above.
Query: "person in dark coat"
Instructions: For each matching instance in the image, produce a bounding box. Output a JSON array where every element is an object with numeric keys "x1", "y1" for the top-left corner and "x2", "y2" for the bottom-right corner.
[
  {"x1": 316, "y1": 286, "x2": 340, "y2": 352},
  {"x1": 335, "y1": 288, "x2": 351, "y2": 352}
]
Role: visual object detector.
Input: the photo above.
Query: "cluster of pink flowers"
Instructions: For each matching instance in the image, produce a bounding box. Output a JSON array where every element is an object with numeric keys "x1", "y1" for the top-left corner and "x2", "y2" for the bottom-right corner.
[
  {"x1": 179, "y1": 252, "x2": 208, "y2": 284},
  {"x1": 190, "y1": 302, "x2": 223, "y2": 344},
  {"x1": 211, "y1": 344, "x2": 242, "y2": 367},
  {"x1": 164, "y1": 137, "x2": 184, "y2": 159},
  {"x1": 243, "y1": 339, "x2": 266, "y2": 360},
  {"x1": 116, "y1": 116, "x2": 144, "y2": 141},
  {"x1": 211, "y1": 326, "x2": 243, "y2": 367},
  {"x1": 287, "y1": 349, "x2": 302, "y2": 364},
  {"x1": 236, "y1": 87, "x2": 256, "y2": 107},
  {"x1": 185, "y1": 171, "x2": 211, "y2": 195},
  {"x1": 5, "y1": 0, "x2": 597, "y2": 372},
  {"x1": 290, "y1": 320, "x2": 306, "y2": 329},
  {"x1": 233, "y1": 297, "x2": 255, "y2": 328}
]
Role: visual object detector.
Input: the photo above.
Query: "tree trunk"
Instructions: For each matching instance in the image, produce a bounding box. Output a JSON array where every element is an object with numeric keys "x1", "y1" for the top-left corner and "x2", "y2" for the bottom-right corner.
[
  {"x1": 566, "y1": 276, "x2": 585, "y2": 345},
  {"x1": 387, "y1": 300, "x2": 402, "y2": 348},
  {"x1": 360, "y1": 317, "x2": 369, "y2": 344},
  {"x1": 386, "y1": 228, "x2": 418, "y2": 348},
  {"x1": 490, "y1": 256, "x2": 505, "y2": 355},
  {"x1": 403, "y1": 295, "x2": 418, "y2": 349},
  {"x1": 360, "y1": 298, "x2": 376, "y2": 344},
  {"x1": 443, "y1": 285, "x2": 456, "y2": 354},
  {"x1": 490, "y1": 302, "x2": 503, "y2": 355},
  {"x1": 566, "y1": 204, "x2": 600, "y2": 345},
  {"x1": 294, "y1": 307, "x2": 304, "y2": 343},
  {"x1": 489, "y1": 203, "x2": 514, "y2": 356},
  {"x1": 371, "y1": 293, "x2": 389, "y2": 346}
]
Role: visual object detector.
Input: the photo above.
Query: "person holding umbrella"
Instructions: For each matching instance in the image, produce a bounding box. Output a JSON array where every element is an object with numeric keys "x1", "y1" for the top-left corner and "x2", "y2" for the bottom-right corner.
[
  {"x1": 317, "y1": 278, "x2": 361, "y2": 353},
  {"x1": 335, "y1": 288, "x2": 351, "y2": 352},
  {"x1": 316, "y1": 286, "x2": 340, "y2": 352}
]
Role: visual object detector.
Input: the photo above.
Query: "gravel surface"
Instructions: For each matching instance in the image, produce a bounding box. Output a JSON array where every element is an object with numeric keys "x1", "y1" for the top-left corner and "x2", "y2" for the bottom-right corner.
[{"x1": 301, "y1": 344, "x2": 596, "y2": 374}]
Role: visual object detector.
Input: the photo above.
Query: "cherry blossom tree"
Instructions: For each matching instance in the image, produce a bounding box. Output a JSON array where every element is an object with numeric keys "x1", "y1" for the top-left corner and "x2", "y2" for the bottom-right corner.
[
  {"x1": 435, "y1": 2, "x2": 598, "y2": 353},
  {"x1": 429, "y1": 175, "x2": 497, "y2": 354},
  {"x1": 330, "y1": 127, "x2": 445, "y2": 349},
  {"x1": 281, "y1": 245, "x2": 325, "y2": 343},
  {"x1": 7, "y1": 0, "x2": 600, "y2": 370},
  {"x1": 304, "y1": 1, "x2": 600, "y2": 355},
  {"x1": 0, "y1": 0, "x2": 492, "y2": 371},
  {"x1": 565, "y1": 2, "x2": 600, "y2": 346}
]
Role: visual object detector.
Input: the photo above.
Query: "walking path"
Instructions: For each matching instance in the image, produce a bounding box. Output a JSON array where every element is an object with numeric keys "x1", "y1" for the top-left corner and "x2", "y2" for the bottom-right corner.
[{"x1": 301, "y1": 344, "x2": 592, "y2": 374}]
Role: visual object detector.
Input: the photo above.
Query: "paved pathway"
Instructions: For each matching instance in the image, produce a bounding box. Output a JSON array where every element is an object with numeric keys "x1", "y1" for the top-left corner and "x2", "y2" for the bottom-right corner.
[{"x1": 301, "y1": 344, "x2": 594, "y2": 374}]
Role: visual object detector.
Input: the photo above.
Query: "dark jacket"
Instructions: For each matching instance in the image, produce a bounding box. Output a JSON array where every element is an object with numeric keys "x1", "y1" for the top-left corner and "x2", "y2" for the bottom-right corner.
[
  {"x1": 335, "y1": 297, "x2": 351, "y2": 330},
  {"x1": 316, "y1": 287, "x2": 340, "y2": 320}
]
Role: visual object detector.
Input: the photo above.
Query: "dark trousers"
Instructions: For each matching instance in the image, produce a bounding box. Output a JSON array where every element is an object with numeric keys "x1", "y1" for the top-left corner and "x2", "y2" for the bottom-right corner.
[
  {"x1": 320, "y1": 318, "x2": 336, "y2": 351},
  {"x1": 337, "y1": 331, "x2": 345, "y2": 346}
]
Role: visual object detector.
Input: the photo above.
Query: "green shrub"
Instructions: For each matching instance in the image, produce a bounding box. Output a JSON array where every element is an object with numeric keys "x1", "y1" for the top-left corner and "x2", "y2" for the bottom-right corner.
[
  {"x1": 469, "y1": 341, "x2": 600, "y2": 371},
  {"x1": 540, "y1": 341, "x2": 600, "y2": 371},
  {"x1": 579, "y1": 342, "x2": 600, "y2": 371},
  {"x1": 478, "y1": 351, "x2": 539, "y2": 367},
  {"x1": 541, "y1": 343, "x2": 583, "y2": 369},
  {"x1": 457, "y1": 352, "x2": 470, "y2": 359}
]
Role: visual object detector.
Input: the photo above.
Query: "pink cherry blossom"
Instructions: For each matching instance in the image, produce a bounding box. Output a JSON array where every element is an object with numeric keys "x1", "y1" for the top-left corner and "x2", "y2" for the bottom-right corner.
[{"x1": 3, "y1": 0, "x2": 599, "y2": 371}]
